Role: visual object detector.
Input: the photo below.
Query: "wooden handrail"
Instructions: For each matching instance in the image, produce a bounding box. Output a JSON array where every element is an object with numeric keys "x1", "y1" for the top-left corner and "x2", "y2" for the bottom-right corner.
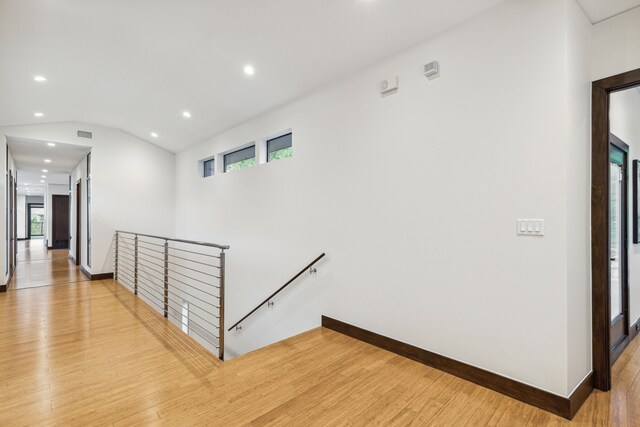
[{"x1": 228, "y1": 253, "x2": 326, "y2": 331}]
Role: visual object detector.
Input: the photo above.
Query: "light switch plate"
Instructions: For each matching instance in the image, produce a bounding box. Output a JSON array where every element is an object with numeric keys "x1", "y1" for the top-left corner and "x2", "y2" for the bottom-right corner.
[{"x1": 517, "y1": 219, "x2": 545, "y2": 236}]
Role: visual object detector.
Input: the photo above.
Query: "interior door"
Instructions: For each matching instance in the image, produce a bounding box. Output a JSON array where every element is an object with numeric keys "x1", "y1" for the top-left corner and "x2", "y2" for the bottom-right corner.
[
  {"x1": 75, "y1": 181, "x2": 81, "y2": 265},
  {"x1": 51, "y1": 195, "x2": 70, "y2": 249},
  {"x1": 9, "y1": 172, "x2": 14, "y2": 275},
  {"x1": 609, "y1": 137, "x2": 630, "y2": 363}
]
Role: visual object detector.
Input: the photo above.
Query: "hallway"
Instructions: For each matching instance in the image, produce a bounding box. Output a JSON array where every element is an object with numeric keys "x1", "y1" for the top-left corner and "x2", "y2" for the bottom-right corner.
[
  {"x1": 1, "y1": 249, "x2": 640, "y2": 424},
  {"x1": 7, "y1": 239, "x2": 86, "y2": 290}
]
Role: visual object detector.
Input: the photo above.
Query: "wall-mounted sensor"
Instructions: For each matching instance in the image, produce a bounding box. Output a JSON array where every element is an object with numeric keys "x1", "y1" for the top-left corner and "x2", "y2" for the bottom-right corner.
[
  {"x1": 424, "y1": 61, "x2": 439, "y2": 79},
  {"x1": 380, "y1": 76, "x2": 399, "y2": 95}
]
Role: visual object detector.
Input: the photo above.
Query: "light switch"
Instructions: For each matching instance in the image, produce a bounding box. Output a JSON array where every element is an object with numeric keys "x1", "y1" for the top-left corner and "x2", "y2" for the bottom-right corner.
[{"x1": 517, "y1": 219, "x2": 545, "y2": 236}]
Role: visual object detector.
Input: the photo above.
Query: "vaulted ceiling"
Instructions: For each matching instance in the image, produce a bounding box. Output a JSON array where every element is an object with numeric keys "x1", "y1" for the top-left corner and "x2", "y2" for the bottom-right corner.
[
  {"x1": 575, "y1": 0, "x2": 640, "y2": 23},
  {"x1": 0, "y1": 0, "x2": 506, "y2": 152},
  {"x1": 2, "y1": 1, "x2": 638, "y2": 153}
]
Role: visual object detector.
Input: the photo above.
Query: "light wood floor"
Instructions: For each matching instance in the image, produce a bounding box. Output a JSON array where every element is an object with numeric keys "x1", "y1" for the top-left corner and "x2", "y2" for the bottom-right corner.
[
  {"x1": 1, "y1": 247, "x2": 640, "y2": 425},
  {"x1": 8, "y1": 239, "x2": 87, "y2": 290}
]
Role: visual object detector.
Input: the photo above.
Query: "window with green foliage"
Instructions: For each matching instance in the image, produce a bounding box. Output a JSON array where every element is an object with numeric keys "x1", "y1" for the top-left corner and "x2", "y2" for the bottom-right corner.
[
  {"x1": 30, "y1": 214, "x2": 44, "y2": 236},
  {"x1": 267, "y1": 133, "x2": 292, "y2": 162},
  {"x1": 224, "y1": 145, "x2": 256, "y2": 172}
]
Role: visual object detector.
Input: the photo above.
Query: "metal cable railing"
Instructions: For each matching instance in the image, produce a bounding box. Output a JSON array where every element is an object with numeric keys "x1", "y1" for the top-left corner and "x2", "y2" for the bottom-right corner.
[
  {"x1": 114, "y1": 230, "x2": 229, "y2": 360},
  {"x1": 228, "y1": 253, "x2": 325, "y2": 332}
]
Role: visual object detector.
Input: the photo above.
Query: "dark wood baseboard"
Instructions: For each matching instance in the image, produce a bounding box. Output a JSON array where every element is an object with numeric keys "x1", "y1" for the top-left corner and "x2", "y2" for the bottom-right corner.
[
  {"x1": 630, "y1": 317, "x2": 640, "y2": 342},
  {"x1": 569, "y1": 372, "x2": 593, "y2": 419},
  {"x1": 322, "y1": 315, "x2": 591, "y2": 420},
  {"x1": 80, "y1": 265, "x2": 113, "y2": 281},
  {"x1": 4, "y1": 270, "x2": 15, "y2": 292},
  {"x1": 92, "y1": 272, "x2": 114, "y2": 281}
]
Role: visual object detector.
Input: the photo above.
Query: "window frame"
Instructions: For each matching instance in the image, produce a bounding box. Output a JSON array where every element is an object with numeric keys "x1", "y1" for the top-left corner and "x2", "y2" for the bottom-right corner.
[
  {"x1": 266, "y1": 132, "x2": 293, "y2": 163},
  {"x1": 203, "y1": 158, "x2": 214, "y2": 178},
  {"x1": 223, "y1": 144, "x2": 256, "y2": 173}
]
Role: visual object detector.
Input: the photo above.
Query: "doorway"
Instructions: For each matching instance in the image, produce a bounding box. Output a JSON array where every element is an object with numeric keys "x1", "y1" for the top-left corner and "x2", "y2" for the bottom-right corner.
[
  {"x1": 51, "y1": 195, "x2": 70, "y2": 249},
  {"x1": 592, "y1": 67, "x2": 640, "y2": 391},
  {"x1": 27, "y1": 203, "x2": 45, "y2": 239},
  {"x1": 8, "y1": 172, "x2": 14, "y2": 277},
  {"x1": 75, "y1": 180, "x2": 81, "y2": 265}
]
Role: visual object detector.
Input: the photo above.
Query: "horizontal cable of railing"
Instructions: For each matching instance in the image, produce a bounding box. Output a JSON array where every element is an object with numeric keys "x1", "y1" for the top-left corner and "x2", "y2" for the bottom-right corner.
[{"x1": 113, "y1": 230, "x2": 228, "y2": 360}]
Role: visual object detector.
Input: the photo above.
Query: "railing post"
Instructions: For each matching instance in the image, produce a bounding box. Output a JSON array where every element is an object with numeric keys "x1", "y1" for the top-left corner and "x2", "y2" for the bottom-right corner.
[
  {"x1": 219, "y1": 250, "x2": 226, "y2": 361},
  {"x1": 134, "y1": 234, "x2": 139, "y2": 295},
  {"x1": 114, "y1": 231, "x2": 119, "y2": 281},
  {"x1": 163, "y1": 240, "x2": 169, "y2": 318}
]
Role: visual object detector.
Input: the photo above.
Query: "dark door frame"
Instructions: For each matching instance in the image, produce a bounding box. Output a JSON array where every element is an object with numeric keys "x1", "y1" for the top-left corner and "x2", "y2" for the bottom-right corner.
[
  {"x1": 27, "y1": 203, "x2": 45, "y2": 239},
  {"x1": 75, "y1": 179, "x2": 81, "y2": 265},
  {"x1": 9, "y1": 172, "x2": 14, "y2": 276},
  {"x1": 592, "y1": 67, "x2": 640, "y2": 391}
]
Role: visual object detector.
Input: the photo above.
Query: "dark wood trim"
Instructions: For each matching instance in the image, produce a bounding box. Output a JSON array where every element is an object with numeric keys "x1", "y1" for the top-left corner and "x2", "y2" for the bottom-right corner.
[
  {"x1": 592, "y1": 67, "x2": 640, "y2": 391},
  {"x1": 322, "y1": 316, "x2": 590, "y2": 420},
  {"x1": 75, "y1": 179, "x2": 81, "y2": 266},
  {"x1": 80, "y1": 265, "x2": 91, "y2": 279},
  {"x1": 630, "y1": 317, "x2": 640, "y2": 342},
  {"x1": 79, "y1": 265, "x2": 113, "y2": 281},
  {"x1": 592, "y1": 78, "x2": 611, "y2": 390},
  {"x1": 3, "y1": 269, "x2": 14, "y2": 292},
  {"x1": 569, "y1": 373, "x2": 593, "y2": 419},
  {"x1": 634, "y1": 160, "x2": 640, "y2": 244},
  {"x1": 92, "y1": 272, "x2": 114, "y2": 281}
]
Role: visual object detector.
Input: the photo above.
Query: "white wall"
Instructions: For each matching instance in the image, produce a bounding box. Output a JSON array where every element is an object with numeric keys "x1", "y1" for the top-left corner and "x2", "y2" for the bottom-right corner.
[
  {"x1": 45, "y1": 184, "x2": 69, "y2": 248},
  {"x1": 16, "y1": 195, "x2": 26, "y2": 239},
  {"x1": 611, "y1": 88, "x2": 640, "y2": 327},
  {"x1": 592, "y1": 7, "x2": 640, "y2": 81},
  {"x1": 564, "y1": 0, "x2": 592, "y2": 395},
  {"x1": 175, "y1": 0, "x2": 591, "y2": 396},
  {"x1": 0, "y1": 122, "x2": 175, "y2": 274}
]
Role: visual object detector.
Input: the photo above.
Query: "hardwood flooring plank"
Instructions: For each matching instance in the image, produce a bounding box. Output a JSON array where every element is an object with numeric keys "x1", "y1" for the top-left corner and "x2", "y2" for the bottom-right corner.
[{"x1": 1, "y1": 240, "x2": 639, "y2": 425}]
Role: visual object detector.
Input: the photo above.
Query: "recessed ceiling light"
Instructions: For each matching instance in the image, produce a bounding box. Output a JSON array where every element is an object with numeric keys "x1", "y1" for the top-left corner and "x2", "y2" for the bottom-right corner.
[
  {"x1": 243, "y1": 65, "x2": 255, "y2": 76},
  {"x1": 41, "y1": 175, "x2": 46, "y2": 178},
  {"x1": 34, "y1": 112, "x2": 44, "y2": 118},
  {"x1": 47, "y1": 142, "x2": 55, "y2": 147},
  {"x1": 40, "y1": 180, "x2": 45, "y2": 183},
  {"x1": 42, "y1": 169, "x2": 48, "y2": 173},
  {"x1": 44, "y1": 159, "x2": 51, "y2": 163},
  {"x1": 34, "y1": 75, "x2": 47, "y2": 82},
  {"x1": 150, "y1": 132, "x2": 159, "y2": 138},
  {"x1": 182, "y1": 111, "x2": 191, "y2": 118}
]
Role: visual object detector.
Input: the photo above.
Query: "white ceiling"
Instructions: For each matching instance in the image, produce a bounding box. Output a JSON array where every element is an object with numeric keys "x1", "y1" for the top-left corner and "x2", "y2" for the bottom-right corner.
[
  {"x1": 16, "y1": 170, "x2": 70, "y2": 197},
  {"x1": 8, "y1": 137, "x2": 89, "y2": 195},
  {"x1": 575, "y1": 0, "x2": 640, "y2": 23},
  {"x1": 0, "y1": 0, "x2": 506, "y2": 153}
]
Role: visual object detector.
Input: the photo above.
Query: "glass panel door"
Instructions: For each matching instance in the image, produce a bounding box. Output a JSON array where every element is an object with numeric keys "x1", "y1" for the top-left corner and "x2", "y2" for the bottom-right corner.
[{"x1": 610, "y1": 161, "x2": 623, "y2": 322}]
